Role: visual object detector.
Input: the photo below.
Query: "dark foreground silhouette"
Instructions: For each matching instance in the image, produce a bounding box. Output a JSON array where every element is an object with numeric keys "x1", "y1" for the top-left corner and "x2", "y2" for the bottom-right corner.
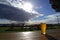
[{"x1": 45, "y1": 34, "x2": 57, "y2": 40}]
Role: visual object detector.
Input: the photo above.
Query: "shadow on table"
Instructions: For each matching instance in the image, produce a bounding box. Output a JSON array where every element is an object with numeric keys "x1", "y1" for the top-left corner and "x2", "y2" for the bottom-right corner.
[{"x1": 45, "y1": 34, "x2": 57, "y2": 40}]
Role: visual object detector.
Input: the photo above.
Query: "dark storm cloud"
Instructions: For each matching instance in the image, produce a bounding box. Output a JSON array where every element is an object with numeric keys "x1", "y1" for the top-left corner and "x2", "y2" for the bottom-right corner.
[{"x1": 0, "y1": 4, "x2": 37, "y2": 22}]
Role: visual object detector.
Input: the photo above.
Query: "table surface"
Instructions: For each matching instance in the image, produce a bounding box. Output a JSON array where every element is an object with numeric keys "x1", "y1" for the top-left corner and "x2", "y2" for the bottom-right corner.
[{"x1": 0, "y1": 29, "x2": 60, "y2": 40}]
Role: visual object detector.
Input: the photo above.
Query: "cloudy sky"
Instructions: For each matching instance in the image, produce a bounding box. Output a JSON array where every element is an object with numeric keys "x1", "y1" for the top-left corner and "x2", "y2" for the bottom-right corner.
[{"x1": 0, "y1": 0, "x2": 60, "y2": 24}]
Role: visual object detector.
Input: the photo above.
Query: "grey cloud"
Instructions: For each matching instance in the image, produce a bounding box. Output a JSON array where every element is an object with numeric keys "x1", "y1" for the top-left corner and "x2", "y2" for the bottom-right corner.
[
  {"x1": 0, "y1": 0, "x2": 11, "y2": 5},
  {"x1": 0, "y1": 4, "x2": 38, "y2": 22}
]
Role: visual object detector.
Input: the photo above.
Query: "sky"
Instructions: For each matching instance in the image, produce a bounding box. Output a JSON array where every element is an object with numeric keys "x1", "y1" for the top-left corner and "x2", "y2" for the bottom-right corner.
[{"x1": 0, "y1": 0, "x2": 60, "y2": 24}]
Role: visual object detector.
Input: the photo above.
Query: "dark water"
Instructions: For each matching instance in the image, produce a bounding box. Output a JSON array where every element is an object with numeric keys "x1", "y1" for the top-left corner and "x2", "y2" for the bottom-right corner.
[{"x1": 0, "y1": 29, "x2": 60, "y2": 40}]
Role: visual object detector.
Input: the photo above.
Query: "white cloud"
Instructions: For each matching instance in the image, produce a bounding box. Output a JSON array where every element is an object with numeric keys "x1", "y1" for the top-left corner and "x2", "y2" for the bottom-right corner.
[
  {"x1": 41, "y1": 13, "x2": 60, "y2": 24},
  {"x1": 6, "y1": 0, "x2": 43, "y2": 17},
  {"x1": 1, "y1": 0, "x2": 59, "y2": 24},
  {"x1": 35, "y1": 6, "x2": 43, "y2": 9},
  {"x1": 27, "y1": 13, "x2": 60, "y2": 24},
  {"x1": 0, "y1": 19, "x2": 18, "y2": 24},
  {"x1": 0, "y1": 0, "x2": 43, "y2": 16},
  {"x1": 25, "y1": 19, "x2": 45, "y2": 25},
  {"x1": 25, "y1": 20, "x2": 40, "y2": 25},
  {"x1": 2, "y1": 12, "x2": 60, "y2": 24},
  {"x1": 0, "y1": 0, "x2": 44, "y2": 24},
  {"x1": 0, "y1": 19, "x2": 10, "y2": 24},
  {"x1": 45, "y1": 13, "x2": 60, "y2": 18},
  {"x1": 0, "y1": 0, "x2": 11, "y2": 5}
]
